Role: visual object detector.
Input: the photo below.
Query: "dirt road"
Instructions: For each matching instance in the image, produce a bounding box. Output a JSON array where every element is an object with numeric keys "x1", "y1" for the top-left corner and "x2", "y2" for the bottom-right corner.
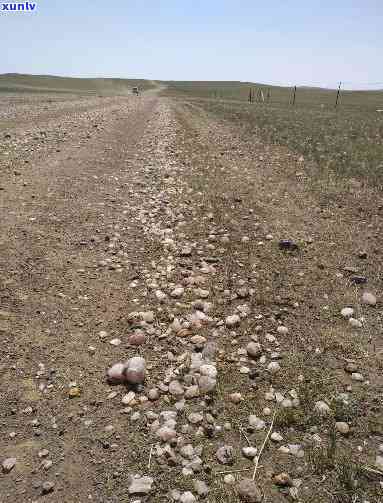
[{"x1": 0, "y1": 93, "x2": 382, "y2": 502}]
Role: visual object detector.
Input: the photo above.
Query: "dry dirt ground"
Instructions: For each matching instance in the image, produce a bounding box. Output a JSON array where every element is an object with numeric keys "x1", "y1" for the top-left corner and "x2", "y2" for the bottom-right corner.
[{"x1": 0, "y1": 92, "x2": 382, "y2": 503}]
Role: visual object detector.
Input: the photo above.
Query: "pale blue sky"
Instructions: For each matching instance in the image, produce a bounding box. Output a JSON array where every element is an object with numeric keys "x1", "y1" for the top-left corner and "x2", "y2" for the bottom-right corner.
[{"x1": 1, "y1": 0, "x2": 382, "y2": 88}]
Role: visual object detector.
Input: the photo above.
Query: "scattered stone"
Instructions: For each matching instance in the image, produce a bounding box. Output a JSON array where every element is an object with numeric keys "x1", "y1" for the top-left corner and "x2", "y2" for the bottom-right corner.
[
  {"x1": 169, "y1": 380, "x2": 184, "y2": 396},
  {"x1": 336, "y1": 422, "x2": 350, "y2": 435},
  {"x1": 226, "y1": 315, "x2": 241, "y2": 327},
  {"x1": 42, "y1": 481, "x2": 55, "y2": 494},
  {"x1": 216, "y1": 445, "x2": 234, "y2": 465},
  {"x1": 122, "y1": 392, "x2": 136, "y2": 405},
  {"x1": 349, "y1": 318, "x2": 362, "y2": 328},
  {"x1": 242, "y1": 447, "x2": 258, "y2": 459},
  {"x1": 314, "y1": 401, "x2": 331, "y2": 416},
  {"x1": 351, "y1": 372, "x2": 364, "y2": 382},
  {"x1": 270, "y1": 432, "x2": 283, "y2": 442},
  {"x1": 128, "y1": 476, "x2": 153, "y2": 495},
  {"x1": 224, "y1": 474, "x2": 236, "y2": 485},
  {"x1": 274, "y1": 472, "x2": 293, "y2": 487},
  {"x1": 171, "y1": 287, "x2": 185, "y2": 298},
  {"x1": 362, "y1": 292, "x2": 376, "y2": 306},
  {"x1": 107, "y1": 362, "x2": 126, "y2": 384},
  {"x1": 109, "y1": 338, "x2": 122, "y2": 346},
  {"x1": 193, "y1": 480, "x2": 209, "y2": 497},
  {"x1": 128, "y1": 331, "x2": 146, "y2": 346},
  {"x1": 376, "y1": 456, "x2": 383, "y2": 471},
  {"x1": 345, "y1": 362, "x2": 358, "y2": 374},
  {"x1": 267, "y1": 362, "x2": 280, "y2": 373},
  {"x1": 2, "y1": 458, "x2": 16, "y2": 473},
  {"x1": 249, "y1": 416, "x2": 265, "y2": 431},
  {"x1": 277, "y1": 326, "x2": 289, "y2": 335},
  {"x1": 124, "y1": 357, "x2": 146, "y2": 384},
  {"x1": 341, "y1": 307, "x2": 354, "y2": 318},
  {"x1": 237, "y1": 478, "x2": 262, "y2": 502},
  {"x1": 68, "y1": 387, "x2": 81, "y2": 398},
  {"x1": 246, "y1": 342, "x2": 262, "y2": 359},
  {"x1": 229, "y1": 392, "x2": 242, "y2": 404},
  {"x1": 180, "y1": 492, "x2": 196, "y2": 503},
  {"x1": 142, "y1": 311, "x2": 155, "y2": 323},
  {"x1": 198, "y1": 375, "x2": 216, "y2": 393}
]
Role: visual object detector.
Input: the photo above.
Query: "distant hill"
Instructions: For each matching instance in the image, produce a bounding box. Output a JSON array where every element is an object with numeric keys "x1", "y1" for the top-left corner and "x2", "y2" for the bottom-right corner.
[{"x1": 0, "y1": 74, "x2": 154, "y2": 95}]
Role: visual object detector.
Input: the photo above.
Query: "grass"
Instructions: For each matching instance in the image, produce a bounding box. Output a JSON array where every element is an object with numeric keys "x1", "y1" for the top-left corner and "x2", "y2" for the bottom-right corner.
[
  {"x1": 162, "y1": 82, "x2": 383, "y2": 185},
  {"x1": 0, "y1": 73, "x2": 154, "y2": 95}
]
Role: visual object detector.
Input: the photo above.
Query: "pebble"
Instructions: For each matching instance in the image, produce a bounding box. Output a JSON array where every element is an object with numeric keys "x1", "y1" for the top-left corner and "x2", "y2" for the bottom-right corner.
[
  {"x1": 193, "y1": 480, "x2": 209, "y2": 496},
  {"x1": 277, "y1": 325, "x2": 289, "y2": 335},
  {"x1": 122, "y1": 391, "x2": 136, "y2": 405},
  {"x1": 169, "y1": 380, "x2": 184, "y2": 396},
  {"x1": 273, "y1": 472, "x2": 293, "y2": 487},
  {"x1": 128, "y1": 331, "x2": 146, "y2": 346},
  {"x1": 362, "y1": 292, "x2": 376, "y2": 306},
  {"x1": 341, "y1": 307, "x2": 354, "y2": 318},
  {"x1": 336, "y1": 422, "x2": 350, "y2": 435},
  {"x1": 349, "y1": 318, "x2": 362, "y2": 328},
  {"x1": 148, "y1": 388, "x2": 160, "y2": 400},
  {"x1": 242, "y1": 446, "x2": 258, "y2": 459},
  {"x1": 314, "y1": 401, "x2": 331, "y2": 416},
  {"x1": 246, "y1": 342, "x2": 262, "y2": 359},
  {"x1": 124, "y1": 357, "x2": 146, "y2": 384},
  {"x1": 224, "y1": 474, "x2": 236, "y2": 485},
  {"x1": 226, "y1": 315, "x2": 241, "y2": 327},
  {"x1": 267, "y1": 362, "x2": 280, "y2": 373},
  {"x1": 128, "y1": 476, "x2": 153, "y2": 495},
  {"x1": 188, "y1": 413, "x2": 203, "y2": 424},
  {"x1": 270, "y1": 432, "x2": 283, "y2": 442},
  {"x1": 229, "y1": 392, "x2": 243, "y2": 403},
  {"x1": 2, "y1": 458, "x2": 16, "y2": 473},
  {"x1": 171, "y1": 287, "x2": 185, "y2": 298},
  {"x1": 376, "y1": 456, "x2": 383, "y2": 471},
  {"x1": 351, "y1": 372, "x2": 364, "y2": 382},
  {"x1": 42, "y1": 481, "x2": 55, "y2": 494},
  {"x1": 109, "y1": 338, "x2": 122, "y2": 346},
  {"x1": 180, "y1": 492, "x2": 196, "y2": 503},
  {"x1": 249, "y1": 416, "x2": 265, "y2": 430},
  {"x1": 198, "y1": 375, "x2": 216, "y2": 393},
  {"x1": 237, "y1": 478, "x2": 262, "y2": 502},
  {"x1": 107, "y1": 363, "x2": 126, "y2": 384},
  {"x1": 216, "y1": 445, "x2": 234, "y2": 465}
]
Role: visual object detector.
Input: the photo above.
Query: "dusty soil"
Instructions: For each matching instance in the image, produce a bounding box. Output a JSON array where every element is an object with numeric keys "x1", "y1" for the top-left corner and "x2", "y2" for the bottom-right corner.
[{"x1": 0, "y1": 92, "x2": 382, "y2": 503}]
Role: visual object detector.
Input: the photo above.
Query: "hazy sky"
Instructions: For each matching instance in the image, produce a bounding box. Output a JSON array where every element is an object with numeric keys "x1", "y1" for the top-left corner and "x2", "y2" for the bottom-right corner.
[{"x1": 1, "y1": 0, "x2": 382, "y2": 88}]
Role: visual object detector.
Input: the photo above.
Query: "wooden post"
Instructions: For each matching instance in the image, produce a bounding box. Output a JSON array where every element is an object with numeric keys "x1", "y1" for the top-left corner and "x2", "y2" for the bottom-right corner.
[
  {"x1": 267, "y1": 88, "x2": 271, "y2": 103},
  {"x1": 249, "y1": 88, "x2": 252, "y2": 103},
  {"x1": 292, "y1": 86, "x2": 297, "y2": 106},
  {"x1": 335, "y1": 81, "x2": 342, "y2": 108}
]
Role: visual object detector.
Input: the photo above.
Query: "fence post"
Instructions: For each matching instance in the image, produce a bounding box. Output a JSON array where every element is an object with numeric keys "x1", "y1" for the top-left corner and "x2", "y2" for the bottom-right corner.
[
  {"x1": 335, "y1": 81, "x2": 342, "y2": 108},
  {"x1": 292, "y1": 86, "x2": 297, "y2": 106}
]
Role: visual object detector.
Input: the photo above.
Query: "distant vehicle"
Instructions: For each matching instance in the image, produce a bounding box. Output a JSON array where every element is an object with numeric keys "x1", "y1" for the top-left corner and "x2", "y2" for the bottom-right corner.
[{"x1": 132, "y1": 87, "x2": 139, "y2": 95}]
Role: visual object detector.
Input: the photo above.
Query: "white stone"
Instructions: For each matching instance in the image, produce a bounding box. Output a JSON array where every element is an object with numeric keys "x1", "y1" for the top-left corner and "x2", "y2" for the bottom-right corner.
[
  {"x1": 336, "y1": 422, "x2": 350, "y2": 435},
  {"x1": 226, "y1": 314, "x2": 241, "y2": 327},
  {"x1": 341, "y1": 307, "x2": 354, "y2": 318},
  {"x1": 128, "y1": 476, "x2": 153, "y2": 495},
  {"x1": 277, "y1": 326, "x2": 289, "y2": 335},
  {"x1": 362, "y1": 292, "x2": 376, "y2": 306},
  {"x1": 314, "y1": 401, "x2": 331, "y2": 416},
  {"x1": 242, "y1": 446, "x2": 258, "y2": 459},
  {"x1": 271, "y1": 432, "x2": 283, "y2": 442},
  {"x1": 249, "y1": 416, "x2": 265, "y2": 430},
  {"x1": 349, "y1": 318, "x2": 362, "y2": 328},
  {"x1": 267, "y1": 362, "x2": 280, "y2": 373}
]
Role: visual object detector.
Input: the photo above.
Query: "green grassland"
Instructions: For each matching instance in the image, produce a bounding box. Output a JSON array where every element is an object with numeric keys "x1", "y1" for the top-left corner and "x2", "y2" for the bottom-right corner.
[
  {"x1": 163, "y1": 80, "x2": 383, "y2": 110},
  {"x1": 0, "y1": 74, "x2": 154, "y2": 95},
  {"x1": 162, "y1": 81, "x2": 383, "y2": 184}
]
